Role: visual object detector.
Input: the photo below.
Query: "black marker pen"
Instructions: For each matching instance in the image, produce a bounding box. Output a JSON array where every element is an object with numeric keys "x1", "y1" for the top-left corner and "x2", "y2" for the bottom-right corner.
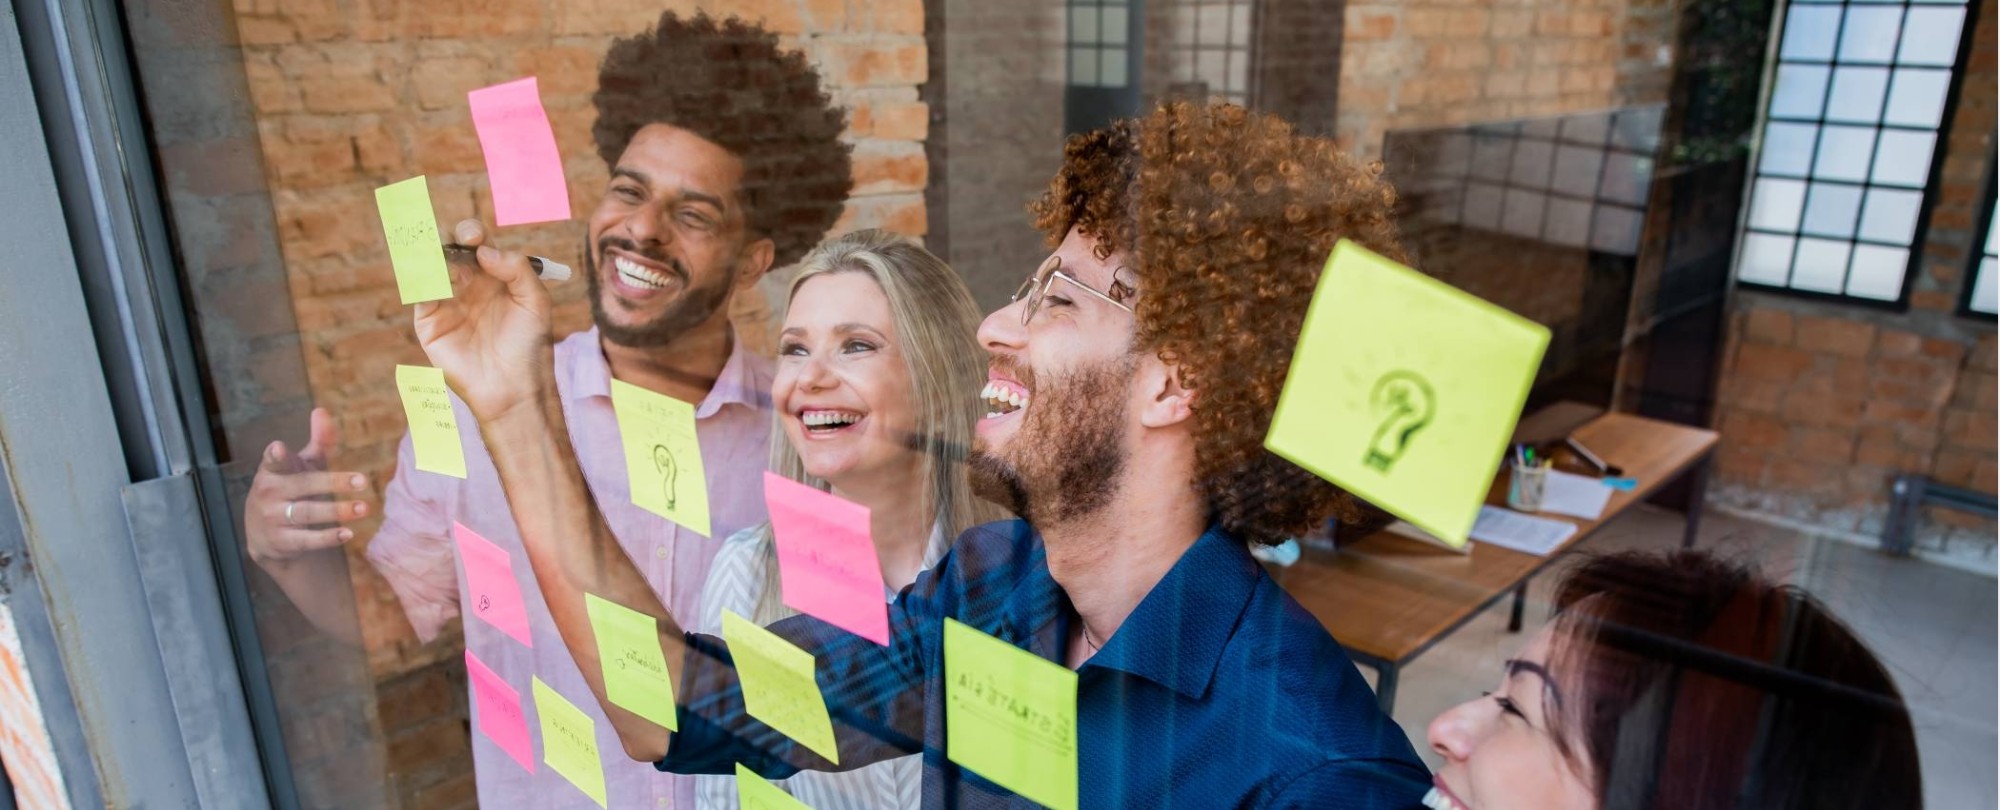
[{"x1": 443, "y1": 243, "x2": 572, "y2": 281}]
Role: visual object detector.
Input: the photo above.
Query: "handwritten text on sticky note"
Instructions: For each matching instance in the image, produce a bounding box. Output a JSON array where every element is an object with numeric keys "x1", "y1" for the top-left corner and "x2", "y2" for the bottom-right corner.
[
  {"x1": 396, "y1": 365, "x2": 468, "y2": 479},
  {"x1": 468, "y1": 77, "x2": 572, "y2": 227},
  {"x1": 532, "y1": 676, "x2": 609, "y2": 808},
  {"x1": 585, "y1": 593, "x2": 676, "y2": 729},
  {"x1": 735, "y1": 763, "x2": 811, "y2": 810},
  {"x1": 465, "y1": 650, "x2": 535, "y2": 773},
  {"x1": 610, "y1": 379, "x2": 711, "y2": 536},
  {"x1": 765, "y1": 472, "x2": 889, "y2": 645},
  {"x1": 375, "y1": 176, "x2": 452, "y2": 304},
  {"x1": 453, "y1": 522, "x2": 534, "y2": 647},
  {"x1": 943, "y1": 618, "x2": 1077, "y2": 810},
  {"x1": 1265, "y1": 240, "x2": 1549, "y2": 547},
  {"x1": 724, "y1": 609, "x2": 839, "y2": 764}
]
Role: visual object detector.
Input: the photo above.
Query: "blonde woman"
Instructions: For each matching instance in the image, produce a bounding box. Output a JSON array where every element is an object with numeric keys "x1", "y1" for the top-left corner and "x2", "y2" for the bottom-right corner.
[{"x1": 691, "y1": 229, "x2": 999, "y2": 809}]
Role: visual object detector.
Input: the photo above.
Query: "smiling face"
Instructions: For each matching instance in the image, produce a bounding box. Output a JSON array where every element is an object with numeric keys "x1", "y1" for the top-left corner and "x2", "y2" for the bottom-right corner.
[
  {"x1": 1425, "y1": 629, "x2": 1597, "y2": 810},
  {"x1": 585, "y1": 123, "x2": 772, "y2": 348},
  {"x1": 775, "y1": 272, "x2": 920, "y2": 488},
  {"x1": 969, "y1": 228, "x2": 1139, "y2": 524}
]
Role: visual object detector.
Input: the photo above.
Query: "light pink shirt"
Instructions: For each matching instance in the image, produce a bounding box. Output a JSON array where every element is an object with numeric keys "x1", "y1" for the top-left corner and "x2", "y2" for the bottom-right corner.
[{"x1": 368, "y1": 326, "x2": 772, "y2": 810}]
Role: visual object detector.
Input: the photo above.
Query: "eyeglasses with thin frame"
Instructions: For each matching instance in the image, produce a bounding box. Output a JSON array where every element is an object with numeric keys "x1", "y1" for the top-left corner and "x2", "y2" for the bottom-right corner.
[{"x1": 1010, "y1": 256, "x2": 1135, "y2": 325}]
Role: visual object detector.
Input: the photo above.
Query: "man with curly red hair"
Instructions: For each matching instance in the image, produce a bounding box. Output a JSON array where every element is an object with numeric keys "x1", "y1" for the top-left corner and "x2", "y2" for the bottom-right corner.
[{"x1": 420, "y1": 101, "x2": 1431, "y2": 807}]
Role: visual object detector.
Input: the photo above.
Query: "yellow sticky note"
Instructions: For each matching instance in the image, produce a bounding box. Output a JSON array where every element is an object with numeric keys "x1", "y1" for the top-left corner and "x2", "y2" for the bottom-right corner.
[
  {"x1": 735, "y1": 763, "x2": 811, "y2": 810},
  {"x1": 943, "y1": 618, "x2": 1077, "y2": 810},
  {"x1": 374, "y1": 175, "x2": 452, "y2": 305},
  {"x1": 610, "y1": 379, "x2": 711, "y2": 536},
  {"x1": 532, "y1": 676, "x2": 609, "y2": 808},
  {"x1": 723, "y1": 609, "x2": 838, "y2": 764},
  {"x1": 1265, "y1": 239, "x2": 1549, "y2": 546},
  {"x1": 585, "y1": 593, "x2": 677, "y2": 730},
  {"x1": 395, "y1": 365, "x2": 467, "y2": 478}
]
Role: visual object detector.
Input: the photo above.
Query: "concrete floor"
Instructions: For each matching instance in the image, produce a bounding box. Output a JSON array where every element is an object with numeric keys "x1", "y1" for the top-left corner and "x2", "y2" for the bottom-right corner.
[{"x1": 1360, "y1": 506, "x2": 1997, "y2": 809}]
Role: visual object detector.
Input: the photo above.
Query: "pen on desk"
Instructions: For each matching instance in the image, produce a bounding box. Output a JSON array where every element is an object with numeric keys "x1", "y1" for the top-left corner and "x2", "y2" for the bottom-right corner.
[{"x1": 443, "y1": 243, "x2": 572, "y2": 281}]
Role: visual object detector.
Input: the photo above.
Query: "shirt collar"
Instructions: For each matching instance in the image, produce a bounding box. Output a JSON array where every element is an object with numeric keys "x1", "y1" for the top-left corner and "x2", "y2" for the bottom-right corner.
[
  {"x1": 561, "y1": 325, "x2": 773, "y2": 417},
  {"x1": 1080, "y1": 524, "x2": 1261, "y2": 700}
]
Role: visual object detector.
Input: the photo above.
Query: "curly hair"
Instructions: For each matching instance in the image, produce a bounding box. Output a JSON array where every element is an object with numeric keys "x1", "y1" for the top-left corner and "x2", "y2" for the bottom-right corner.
[
  {"x1": 593, "y1": 12, "x2": 853, "y2": 267},
  {"x1": 1029, "y1": 101, "x2": 1407, "y2": 545}
]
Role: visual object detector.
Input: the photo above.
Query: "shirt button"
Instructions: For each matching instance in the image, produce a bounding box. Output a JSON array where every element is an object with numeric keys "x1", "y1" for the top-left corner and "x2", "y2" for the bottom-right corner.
[{"x1": 654, "y1": 546, "x2": 669, "y2": 559}]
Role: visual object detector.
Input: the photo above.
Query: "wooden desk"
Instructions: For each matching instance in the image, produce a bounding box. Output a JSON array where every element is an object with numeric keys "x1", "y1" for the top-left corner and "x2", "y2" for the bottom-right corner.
[{"x1": 1271, "y1": 411, "x2": 1718, "y2": 712}]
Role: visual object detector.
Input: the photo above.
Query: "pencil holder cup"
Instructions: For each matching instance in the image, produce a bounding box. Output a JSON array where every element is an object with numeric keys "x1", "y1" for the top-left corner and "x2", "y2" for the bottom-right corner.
[{"x1": 1508, "y1": 463, "x2": 1547, "y2": 512}]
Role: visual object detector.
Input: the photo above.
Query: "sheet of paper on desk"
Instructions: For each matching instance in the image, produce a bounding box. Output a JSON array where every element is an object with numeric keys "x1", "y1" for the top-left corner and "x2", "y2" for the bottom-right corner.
[
  {"x1": 1540, "y1": 470, "x2": 1614, "y2": 520},
  {"x1": 1264, "y1": 239, "x2": 1550, "y2": 547},
  {"x1": 1470, "y1": 506, "x2": 1576, "y2": 556}
]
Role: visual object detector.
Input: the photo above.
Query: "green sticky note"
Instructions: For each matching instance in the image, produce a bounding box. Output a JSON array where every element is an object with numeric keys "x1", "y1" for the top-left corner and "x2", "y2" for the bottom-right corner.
[
  {"x1": 394, "y1": 364, "x2": 467, "y2": 478},
  {"x1": 735, "y1": 762, "x2": 811, "y2": 810},
  {"x1": 584, "y1": 593, "x2": 677, "y2": 730},
  {"x1": 610, "y1": 379, "x2": 711, "y2": 536},
  {"x1": 723, "y1": 609, "x2": 838, "y2": 764},
  {"x1": 531, "y1": 676, "x2": 609, "y2": 808},
  {"x1": 1265, "y1": 239, "x2": 1550, "y2": 547},
  {"x1": 943, "y1": 618, "x2": 1077, "y2": 810},
  {"x1": 374, "y1": 175, "x2": 452, "y2": 305}
]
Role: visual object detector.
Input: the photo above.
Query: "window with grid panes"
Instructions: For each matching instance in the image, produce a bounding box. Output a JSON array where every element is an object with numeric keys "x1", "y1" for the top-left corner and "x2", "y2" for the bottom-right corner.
[
  {"x1": 1165, "y1": 0, "x2": 1255, "y2": 105},
  {"x1": 1068, "y1": 0, "x2": 1133, "y2": 89},
  {"x1": 1734, "y1": 0, "x2": 1972, "y2": 304}
]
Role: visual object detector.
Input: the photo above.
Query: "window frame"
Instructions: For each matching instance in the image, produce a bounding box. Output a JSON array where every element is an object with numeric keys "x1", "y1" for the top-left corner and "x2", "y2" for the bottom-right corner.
[
  {"x1": 1732, "y1": 0, "x2": 1981, "y2": 311},
  {"x1": 1958, "y1": 165, "x2": 1998, "y2": 318}
]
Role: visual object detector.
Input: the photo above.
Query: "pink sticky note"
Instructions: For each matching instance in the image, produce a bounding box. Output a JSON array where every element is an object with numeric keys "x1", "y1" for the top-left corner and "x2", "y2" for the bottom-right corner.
[
  {"x1": 764, "y1": 472, "x2": 890, "y2": 645},
  {"x1": 454, "y1": 522, "x2": 535, "y2": 648},
  {"x1": 465, "y1": 650, "x2": 536, "y2": 773},
  {"x1": 468, "y1": 77, "x2": 571, "y2": 226}
]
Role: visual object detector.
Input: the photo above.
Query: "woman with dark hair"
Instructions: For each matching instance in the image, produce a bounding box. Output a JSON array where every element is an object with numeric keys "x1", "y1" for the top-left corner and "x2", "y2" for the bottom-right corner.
[{"x1": 1424, "y1": 550, "x2": 1922, "y2": 810}]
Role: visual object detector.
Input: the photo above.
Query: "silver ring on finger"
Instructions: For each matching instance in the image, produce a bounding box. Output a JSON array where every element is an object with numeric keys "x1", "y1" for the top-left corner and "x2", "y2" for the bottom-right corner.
[{"x1": 284, "y1": 500, "x2": 298, "y2": 526}]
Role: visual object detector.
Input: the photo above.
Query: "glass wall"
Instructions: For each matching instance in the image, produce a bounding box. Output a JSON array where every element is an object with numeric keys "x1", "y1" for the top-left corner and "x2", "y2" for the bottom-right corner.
[{"x1": 15, "y1": 0, "x2": 1994, "y2": 806}]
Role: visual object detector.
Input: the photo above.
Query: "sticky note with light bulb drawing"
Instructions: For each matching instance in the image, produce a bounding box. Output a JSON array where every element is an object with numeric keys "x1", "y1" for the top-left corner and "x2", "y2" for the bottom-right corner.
[
  {"x1": 611, "y1": 379, "x2": 712, "y2": 537},
  {"x1": 1265, "y1": 239, "x2": 1549, "y2": 547}
]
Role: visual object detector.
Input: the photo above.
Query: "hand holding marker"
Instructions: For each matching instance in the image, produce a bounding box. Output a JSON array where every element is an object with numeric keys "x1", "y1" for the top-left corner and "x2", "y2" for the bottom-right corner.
[{"x1": 444, "y1": 243, "x2": 572, "y2": 282}]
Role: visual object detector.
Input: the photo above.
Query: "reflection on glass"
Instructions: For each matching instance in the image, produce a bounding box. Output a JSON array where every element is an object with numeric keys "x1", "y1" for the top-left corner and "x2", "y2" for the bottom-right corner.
[
  {"x1": 1761, "y1": 123, "x2": 1819, "y2": 175},
  {"x1": 1812, "y1": 126, "x2": 1876, "y2": 182},
  {"x1": 1738, "y1": 234, "x2": 1798, "y2": 285},
  {"x1": 1898, "y1": 7, "x2": 1967, "y2": 66},
  {"x1": 1837, "y1": 6, "x2": 1902, "y2": 61}
]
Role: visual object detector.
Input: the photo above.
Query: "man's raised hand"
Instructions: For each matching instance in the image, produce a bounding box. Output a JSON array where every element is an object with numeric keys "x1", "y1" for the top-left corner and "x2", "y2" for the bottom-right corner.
[
  {"x1": 244, "y1": 408, "x2": 371, "y2": 567},
  {"x1": 414, "y1": 219, "x2": 558, "y2": 426}
]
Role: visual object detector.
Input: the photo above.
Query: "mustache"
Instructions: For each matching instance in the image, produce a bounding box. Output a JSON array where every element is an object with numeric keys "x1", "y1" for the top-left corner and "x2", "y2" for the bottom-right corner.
[
  {"x1": 596, "y1": 236, "x2": 689, "y2": 282},
  {"x1": 987, "y1": 353, "x2": 1036, "y2": 391}
]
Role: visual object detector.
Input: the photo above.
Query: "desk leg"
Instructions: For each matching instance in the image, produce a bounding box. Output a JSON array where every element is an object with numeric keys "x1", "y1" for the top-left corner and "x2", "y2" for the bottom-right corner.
[
  {"x1": 1374, "y1": 663, "x2": 1399, "y2": 714},
  {"x1": 1507, "y1": 584, "x2": 1527, "y2": 633},
  {"x1": 1682, "y1": 456, "x2": 1711, "y2": 549}
]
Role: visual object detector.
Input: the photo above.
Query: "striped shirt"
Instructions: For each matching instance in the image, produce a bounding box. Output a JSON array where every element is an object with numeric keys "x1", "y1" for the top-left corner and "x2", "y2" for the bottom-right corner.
[{"x1": 690, "y1": 521, "x2": 949, "y2": 809}]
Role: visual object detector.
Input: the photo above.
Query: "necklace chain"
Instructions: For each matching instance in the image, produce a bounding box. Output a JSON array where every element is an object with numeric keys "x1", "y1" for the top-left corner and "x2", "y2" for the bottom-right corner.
[{"x1": 1080, "y1": 622, "x2": 1101, "y2": 652}]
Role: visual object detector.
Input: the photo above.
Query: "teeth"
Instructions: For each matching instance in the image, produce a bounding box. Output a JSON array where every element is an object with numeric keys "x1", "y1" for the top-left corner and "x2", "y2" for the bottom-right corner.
[
  {"x1": 801, "y1": 410, "x2": 861, "y2": 427},
  {"x1": 614, "y1": 256, "x2": 670, "y2": 290},
  {"x1": 980, "y1": 382, "x2": 1029, "y2": 415},
  {"x1": 1420, "y1": 788, "x2": 1463, "y2": 810}
]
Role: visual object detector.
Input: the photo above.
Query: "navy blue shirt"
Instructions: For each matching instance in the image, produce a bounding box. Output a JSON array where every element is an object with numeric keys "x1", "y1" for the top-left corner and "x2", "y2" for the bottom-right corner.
[{"x1": 663, "y1": 520, "x2": 1431, "y2": 808}]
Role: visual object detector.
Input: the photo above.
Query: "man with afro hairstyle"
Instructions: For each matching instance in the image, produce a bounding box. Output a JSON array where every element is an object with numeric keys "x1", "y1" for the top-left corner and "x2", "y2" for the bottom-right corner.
[
  {"x1": 243, "y1": 12, "x2": 850, "y2": 809},
  {"x1": 416, "y1": 101, "x2": 1432, "y2": 807}
]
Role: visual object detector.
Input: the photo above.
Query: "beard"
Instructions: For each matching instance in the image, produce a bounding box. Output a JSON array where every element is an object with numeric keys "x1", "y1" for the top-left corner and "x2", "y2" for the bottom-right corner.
[
  {"x1": 586, "y1": 235, "x2": 735, "y2": 348},
  {"x1": 969, "y1": 352, "x2": 1135, "y2": 526}
]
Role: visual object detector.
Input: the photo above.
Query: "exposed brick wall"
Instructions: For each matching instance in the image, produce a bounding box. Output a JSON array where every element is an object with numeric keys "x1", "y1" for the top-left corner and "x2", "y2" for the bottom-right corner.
[
  {"x1": 1709, "y1": 0, "x2": 1996, "y2": 546},
  {"x1": 1334, "y1": 0, "x2": 1675, "y2": 157}
]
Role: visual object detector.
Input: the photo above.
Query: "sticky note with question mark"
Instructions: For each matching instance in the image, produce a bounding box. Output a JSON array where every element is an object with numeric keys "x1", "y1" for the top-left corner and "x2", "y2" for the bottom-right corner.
[
  {"x1": 610, "y1": 379, "x2": 711, "y2": 537},
  {"x1": 1265, "y1": 239, "x2": 1549, "y2": 547}
]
